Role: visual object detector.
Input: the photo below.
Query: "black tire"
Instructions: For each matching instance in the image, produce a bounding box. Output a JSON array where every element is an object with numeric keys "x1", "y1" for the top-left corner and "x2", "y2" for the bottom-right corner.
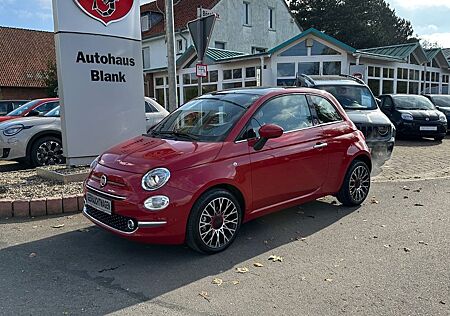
[
  {"x1": 336, "y1": 160, "x2": 371, "y2": 206},
  {"x1": 30, "y1": 136, "x2": 65, "y2": 167},
  {"x1": 434, "y1": 135, "x2": 445, "y2": 141},
  {"x1": 186, "y1": 189, "x2": 242, "y2": 254}
]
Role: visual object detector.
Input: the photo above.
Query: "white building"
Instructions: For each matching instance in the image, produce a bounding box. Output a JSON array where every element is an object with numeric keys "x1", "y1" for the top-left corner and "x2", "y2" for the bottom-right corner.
[{"x1": 140, "y1": 0, "x2": 302, "y2": 97}]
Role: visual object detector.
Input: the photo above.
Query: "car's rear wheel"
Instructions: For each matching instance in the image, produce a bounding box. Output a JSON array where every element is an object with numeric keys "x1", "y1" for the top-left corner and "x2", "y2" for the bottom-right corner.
[
  {"x1": 337, "y1": 160, "x2": 371, "y2": 206},
  {"x1": 30, "y1": 136, "x2": 65, "y2": 167},
  {"x1": 186, "y1": 189, "x2": 242, "y2": 254}
]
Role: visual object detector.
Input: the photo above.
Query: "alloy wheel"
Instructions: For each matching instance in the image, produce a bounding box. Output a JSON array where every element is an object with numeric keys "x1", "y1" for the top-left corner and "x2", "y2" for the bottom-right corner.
[
  {"x1": 198, "y1": 197, "x2": 239, "y2": 249},
  {"x1": 349, "y1": 165, "x2": 370, "y2": 203},
  {"x1": 36, "y1": 140, "x2": 64, "y2": 166}
]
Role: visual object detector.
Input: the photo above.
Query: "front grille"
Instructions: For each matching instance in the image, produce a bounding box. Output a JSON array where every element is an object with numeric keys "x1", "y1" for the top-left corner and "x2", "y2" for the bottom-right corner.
[
  {"x1": 415, "y1": 116, "x2": 439, "y2": 122},
  {"x1": 355, "y1": 124, "x2": 391, "y2": 140},
  {"x1": 2, "y1": 148, "x2": 10, "y2": 158},
  {"x1": 85, "y1": 204, "x2": 137, "y2": 233}
]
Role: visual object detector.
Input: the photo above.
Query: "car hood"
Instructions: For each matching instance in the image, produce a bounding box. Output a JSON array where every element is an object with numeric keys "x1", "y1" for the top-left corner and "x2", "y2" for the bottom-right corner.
[
  {"x1": 0, "y1": 117, "x2": 60, "y2": 130},
  {"x1": 345, "y1": 109, "x2": 392, "y2": 126},
  {"x1": 397, "y1": 109, "x2": 441, "y2": 119},
  {"x1": 99, "y1": 135, "x2": 224, "y2": 174}
]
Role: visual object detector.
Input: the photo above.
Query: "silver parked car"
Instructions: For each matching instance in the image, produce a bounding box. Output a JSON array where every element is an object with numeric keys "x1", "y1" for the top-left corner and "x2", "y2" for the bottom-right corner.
[{"x1": 0, "y1": 98, "x2": 169, "y2": 167}]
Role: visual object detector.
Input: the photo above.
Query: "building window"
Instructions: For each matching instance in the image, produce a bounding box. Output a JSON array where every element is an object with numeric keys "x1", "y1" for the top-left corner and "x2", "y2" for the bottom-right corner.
[
  {"x1": 311, "y1": 40, "x2": 340, "y2": 55},
  {"x1": 298, "y1": 62, "x2": 319, "y2": 75},
  {"x1": 142, "y1": 47, "x2": 150, "y2": 69},
  {"x1": 141, "y1": 15, "x2": 149, "y2": 32},
  {"x1": 323, "y1": 61, "x2": 341, "y2": 75},
  {"x1": 177, "y1": 39, "x2": 183, "y2": 54},
  {"x1": 246, "y1": 67, "x2": 256, "y2": 78},
  {"x1": 279, "y1": 41, "x2": 307, "y2": 57},
  {"x1": 243, "y1": 2, "x2": 251, "y2": 26},
  {"x1": 277, "y1": 63, "x2": 295, "y2": 77},
  {"x1": 268, "y1": 7, "x2": 275, "y2": 30},
  {"x1": 252, "y1": 47, "x2": 267, "y2": 54},
  {"x1": 215, "y1": 41, "x2": 226, "y2": 50}
]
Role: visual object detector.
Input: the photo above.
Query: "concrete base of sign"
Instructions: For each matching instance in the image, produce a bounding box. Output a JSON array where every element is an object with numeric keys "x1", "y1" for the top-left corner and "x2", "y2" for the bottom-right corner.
[
  {"x1": 66, "y1": 156, "x2": 97, "y2": 167},
  {"x1": 36, "y1": 166, "x2": 90, "y2": 184}
]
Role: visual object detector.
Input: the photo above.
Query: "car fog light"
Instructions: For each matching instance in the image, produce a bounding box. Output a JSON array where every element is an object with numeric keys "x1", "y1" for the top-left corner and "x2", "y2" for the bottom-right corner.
[{"x1": 144, "y1": 196, "x2": 170, "y2": 211}]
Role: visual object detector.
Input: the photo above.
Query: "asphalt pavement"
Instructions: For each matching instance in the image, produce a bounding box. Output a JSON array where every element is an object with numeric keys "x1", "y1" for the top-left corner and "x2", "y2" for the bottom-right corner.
[{"x1": 0, "y1": 178, "x2": 449, "y2": 315}]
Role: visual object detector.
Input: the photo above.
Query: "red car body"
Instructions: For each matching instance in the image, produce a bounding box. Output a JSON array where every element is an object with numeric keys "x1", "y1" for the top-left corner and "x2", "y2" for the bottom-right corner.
[
  {"x1": 84, "y1": 88, "x2": 371, "y2": 247},
  {"x1": 0, "y1": 98, "x2": 59, "y2": 123}
]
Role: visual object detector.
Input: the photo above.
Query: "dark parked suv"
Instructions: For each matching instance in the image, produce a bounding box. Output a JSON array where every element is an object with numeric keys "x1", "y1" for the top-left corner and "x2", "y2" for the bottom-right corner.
[
  {"x1": 423, "y1": 94, "x2": 450, "y2": 129},
  {"x1": 379, "y1": 94, "x2": 447, "y2": 140},
  {"x1": 296, "y1": 75, "x2": 395, "y2": 165}
]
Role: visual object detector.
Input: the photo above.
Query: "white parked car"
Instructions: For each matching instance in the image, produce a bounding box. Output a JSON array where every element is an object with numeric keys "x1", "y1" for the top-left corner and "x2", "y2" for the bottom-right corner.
[{"x1": 0, "y1": 98, "x2": 169, "y2": 167}]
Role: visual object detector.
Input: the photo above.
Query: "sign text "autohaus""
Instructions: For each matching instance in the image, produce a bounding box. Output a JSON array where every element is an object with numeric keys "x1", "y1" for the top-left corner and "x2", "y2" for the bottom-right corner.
[{"x1": 76, "y1": 51, "x2": 136, "y2": 83}]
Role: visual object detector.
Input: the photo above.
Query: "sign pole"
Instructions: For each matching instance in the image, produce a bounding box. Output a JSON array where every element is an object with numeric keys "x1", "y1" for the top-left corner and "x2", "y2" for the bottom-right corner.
[
  {"x1": 165, "y1": 0, "x2": 178, "y2": 111},
  {"x1": 197, "y1": 8, "x2": 203, "y2": 97}
]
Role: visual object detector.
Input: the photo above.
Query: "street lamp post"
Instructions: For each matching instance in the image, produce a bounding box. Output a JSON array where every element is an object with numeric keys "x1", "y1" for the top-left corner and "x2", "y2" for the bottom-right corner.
[{"x1": 165, "y1": 0, "x2": 178, "y2": 112}]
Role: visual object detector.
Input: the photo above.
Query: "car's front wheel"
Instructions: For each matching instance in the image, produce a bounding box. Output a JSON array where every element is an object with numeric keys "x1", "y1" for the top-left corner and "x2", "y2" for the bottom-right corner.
[
  {"x1": 186, "y1": 189, "x2": 242, "y2": 254},
  {"x1": 30, "y1": 136, "x2": 65, "y2": 167},
  {"x1": 337, "y1": 160, "x2": 371, "y2": 206}
]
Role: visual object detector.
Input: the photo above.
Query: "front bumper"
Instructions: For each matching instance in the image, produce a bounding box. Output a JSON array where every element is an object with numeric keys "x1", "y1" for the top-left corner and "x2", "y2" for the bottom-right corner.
[
  {"x1": 0, "y1": 134, "x2": 27, "y2": 161},
  {"x1": 397, "y1": 121, "x2": 447, "y2": 137},
  {"x1": 83, "y1": 164, "x2": 195, "y2": 245},
  {"x1": 366, "y1": 137, "x2": 395, "y2": 166}
]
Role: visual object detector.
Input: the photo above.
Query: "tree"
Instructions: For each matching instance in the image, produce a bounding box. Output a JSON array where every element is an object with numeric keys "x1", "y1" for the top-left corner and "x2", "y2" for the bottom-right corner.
[
  {"x1": 289, "y1": 0, "x2": 414, "y2": 49},
  {"x1": 43, "y1": 61, "x2": 59, "y2": 97}
]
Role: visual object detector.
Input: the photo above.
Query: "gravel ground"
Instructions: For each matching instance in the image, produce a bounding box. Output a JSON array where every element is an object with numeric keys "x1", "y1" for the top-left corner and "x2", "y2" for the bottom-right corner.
[{"x1": 0, "y1": 168, "x2": 84, "y2": 200}]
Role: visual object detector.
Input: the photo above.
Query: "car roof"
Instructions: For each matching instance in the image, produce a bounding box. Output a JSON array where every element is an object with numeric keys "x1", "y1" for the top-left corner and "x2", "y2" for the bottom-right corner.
[{"x1": 309, "y1": 76, "x2": 364, "y2": 86}]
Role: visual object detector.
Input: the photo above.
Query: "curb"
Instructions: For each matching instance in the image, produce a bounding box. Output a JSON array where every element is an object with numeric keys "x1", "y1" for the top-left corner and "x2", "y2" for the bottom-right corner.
[{"x1": 0, "y1": 194, "x2": 84, "y2": 219}]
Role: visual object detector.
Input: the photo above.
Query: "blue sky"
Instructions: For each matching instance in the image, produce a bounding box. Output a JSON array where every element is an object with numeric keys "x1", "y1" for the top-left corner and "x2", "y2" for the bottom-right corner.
[{"x1": 1, "y1": 0, "x2": 450, "y2": 47}]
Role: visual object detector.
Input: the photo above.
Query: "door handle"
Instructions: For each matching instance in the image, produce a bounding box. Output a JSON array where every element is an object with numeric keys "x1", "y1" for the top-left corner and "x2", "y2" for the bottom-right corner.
[{"x1": 314, "y1": 142, "x2": 328, "y2": 149}]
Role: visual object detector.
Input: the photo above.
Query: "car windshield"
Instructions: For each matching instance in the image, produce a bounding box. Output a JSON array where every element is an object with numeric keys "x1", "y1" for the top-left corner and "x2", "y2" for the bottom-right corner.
[
  {"x1": 45, "y1": 106, "x2": 60, "y2": 117},
  {"x1": 394, "y1": 96, "x2": 435, "y2": 110},
  {"x1": 318, "y1": 85, "x2": 377, "y2": 110},
  {"x1": 149, "y1": 93, "x2": 259, "y2": 142},
  {"x1": 430, "y1": 95, "x2": 450, "y2": 108},
  {"x1": 7, "y1": 100, "x2": 41, "y2": 116}
]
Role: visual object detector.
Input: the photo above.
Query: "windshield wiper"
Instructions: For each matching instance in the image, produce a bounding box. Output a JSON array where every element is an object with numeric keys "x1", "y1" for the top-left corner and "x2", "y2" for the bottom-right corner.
[{"x1": 149, "y1": 130, "x2": 199, "y2": 141}]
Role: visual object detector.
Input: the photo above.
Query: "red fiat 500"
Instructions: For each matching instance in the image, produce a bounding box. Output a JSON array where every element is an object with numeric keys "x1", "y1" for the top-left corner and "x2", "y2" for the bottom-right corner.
[{"x1": 84, "y1": 88, "x2": 371, "y2": 253}]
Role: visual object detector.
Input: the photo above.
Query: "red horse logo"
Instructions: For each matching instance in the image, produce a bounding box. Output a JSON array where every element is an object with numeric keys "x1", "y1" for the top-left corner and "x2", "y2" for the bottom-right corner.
[{"x1": 73, "y1": 0, "x2": 134, "y2": 26}]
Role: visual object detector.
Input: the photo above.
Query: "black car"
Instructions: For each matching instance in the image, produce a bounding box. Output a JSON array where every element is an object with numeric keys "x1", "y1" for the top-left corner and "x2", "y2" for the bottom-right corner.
[
  {"x1": 379, "y1": 94, "x2": 447, "y2": 141},
  {"x1": 297, "y1": 75, "x2": 395, "y2": 165},
  {"x1": 423, "y1": 94, "x2": 450, "y2": 129},
  {"x1": 0, "y1": 100, "x2": 29, "y2": 116}
]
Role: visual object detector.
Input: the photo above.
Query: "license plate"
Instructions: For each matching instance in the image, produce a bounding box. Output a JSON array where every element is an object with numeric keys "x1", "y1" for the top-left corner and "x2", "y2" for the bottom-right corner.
[
  {"x1": 86, "y1": 192, "x2": 112, "y2": 215},
  {"x1": 420, "y1": 126, "x2": 437, "y2": 131}
]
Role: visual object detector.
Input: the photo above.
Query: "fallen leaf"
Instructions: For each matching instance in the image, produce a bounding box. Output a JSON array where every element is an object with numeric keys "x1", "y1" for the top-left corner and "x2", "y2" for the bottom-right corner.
[
  {"x1": 325, "y1": 278, "x2": 333, "y2": 282},
  {"x1": 413, "y1": 188, "x2": 422, "y2": 193},
  {"x1": 355, "y1": 284, "x2": 361, "y2": 288},
  {"x1": 414, "y1": 203, "x2": 424, "y2": 207},
  {"x1": 236, "y1": 267, "x2": 249, "y2": 274},
  {"x1": 403, "y1": 196, "x2": 409, "y2": 199},
  {"x1": 370, "y1": 197, "x2": 379, "y2": 204},
  {"x1": 52, "y1": 224, "x2": 65, "y2": 229},
  {"x1": 296, "y1": 237, "x2": 307, "y2": 242},
  {"x1": 78, "y1": 228, "x2": 90, "y2": 233},
  {"x1": 418, "y1": 241, "x2": 428, "y2": 245},
  {"x1": 211, "y1": 278, "x2": 223, "y2": 286},
  {"x1": 384, "y1": 244, "x2": 391, "y2": 248},
  {"x1": 66, "y1": 216, "x2": 73, "y2": 219},
  {"x1": 404, "y1": 247, "x2": 411, "y2": 252},
  {"x1": 253, "y1": 262, "x2": 264, "y2": 268},
  {"x1": 268, "y1": 255, "x2": 283, "y2": 262},
  {"x1": 32, "y1": 225, "x2": 38, "y2": 229},
  {"x1": 402, "y1": 186, "x2": 410, "y2": 191},
  {"x1": 29, "y1": 253, "x2": 37, "y2": 258},
  {"x1": 381, "y1": 225, "x2": 386, "y2": 228},
  {"x1": 232, "y1": 280, "x2": 240, "y2": 285},
  {"x1": 439, "y1": 300, "x2": 446, "y2": 305},
  {"x1": 199, "y1": 291, "x2": 210, "y2": 302}
]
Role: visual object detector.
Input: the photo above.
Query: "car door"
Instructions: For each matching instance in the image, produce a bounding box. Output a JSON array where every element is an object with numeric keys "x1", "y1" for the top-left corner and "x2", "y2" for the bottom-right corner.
[
  {"x1": 307, "y1": 94, "x2": 355, "y2": 190},
  {"x1": 244, "y1": 94, "x2": 329, "y2": 213}
]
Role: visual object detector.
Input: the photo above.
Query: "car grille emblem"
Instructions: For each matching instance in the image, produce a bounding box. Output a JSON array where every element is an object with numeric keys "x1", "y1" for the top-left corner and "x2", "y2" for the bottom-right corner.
[
  {"x1": 426, "y1": 117, "x2": 430, "y2": 121},
  {"x1": 100, "y1": 175, "x2": 108, "y2": 188}
]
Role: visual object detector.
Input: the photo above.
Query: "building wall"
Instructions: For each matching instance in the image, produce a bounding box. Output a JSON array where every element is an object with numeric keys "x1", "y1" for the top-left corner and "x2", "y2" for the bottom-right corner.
[
  {"x1": 0, "y1": 87, "x2": 49, "y2": 100},
  {"x1": 210, "y1": 0, "x2": 300, "y2": 53},
  {"x1": 142, "y1": 0, "x2": 300, "y2": 70}
]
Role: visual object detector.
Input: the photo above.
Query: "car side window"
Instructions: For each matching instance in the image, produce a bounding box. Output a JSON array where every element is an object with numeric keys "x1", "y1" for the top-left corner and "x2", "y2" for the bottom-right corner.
[
  {"x1": 145, "y1": 101, "x2": 158, "y2": 113},
  {"x1": 240, "y1": 94, "x2": 313, "y2": 140},
  {"x1": 382, "y1": 97, "x2": 393, "y2": 109},
  {"x1": 35, "y1": 102, "x2": 58, "y2": 114},
  {"x1": 309, "y1": 95, "x2": 342, "y2": 124}
]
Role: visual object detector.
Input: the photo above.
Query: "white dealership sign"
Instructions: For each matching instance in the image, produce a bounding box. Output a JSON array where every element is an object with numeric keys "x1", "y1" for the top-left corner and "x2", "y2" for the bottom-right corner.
[{"x1": 52, "y1": 0, "x2": 146, "y2": 165}]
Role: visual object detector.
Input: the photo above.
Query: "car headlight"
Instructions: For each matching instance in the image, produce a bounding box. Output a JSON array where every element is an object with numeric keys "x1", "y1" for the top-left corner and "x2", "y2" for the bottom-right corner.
[
  {"x1": 90, "y1": 155, "x2": 100, "y2": 171},
  {"x1": 142, "y1": 168, "x2": 170, "y2": 191},
  {"x1": 401, "y1": 113, "x2": 413, "y2": 121},
  {"x1": 3, "y1": 124, "x2": 24, "y2": 136},
  {"x1": 377, "y1": 125, "x2": 390, "y2": 137},
  {"x1": 439, "y1": 114, "x2": 447, "y2": 123}
]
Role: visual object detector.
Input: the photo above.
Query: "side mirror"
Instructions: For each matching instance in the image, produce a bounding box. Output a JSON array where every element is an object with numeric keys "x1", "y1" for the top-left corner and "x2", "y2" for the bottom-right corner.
[
  {"x1": 375, "y1": 98, "x2": 382, "y2": 107},
  {"x1": 27, "y1": 110, "x2": 40, "y2": 117},
  {"x1": 253, "y1": 124, "x2": 284, "y2": 151}
]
